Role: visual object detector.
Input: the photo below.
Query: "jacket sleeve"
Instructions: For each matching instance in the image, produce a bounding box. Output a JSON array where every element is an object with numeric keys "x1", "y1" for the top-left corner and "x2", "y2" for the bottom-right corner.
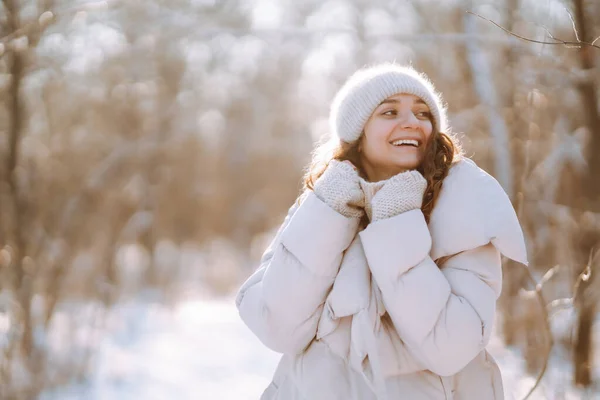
[
  {"x1": 359, "y1": 209, "x2": 503, "y2": 377},
  {"x1": 235, "y1": 191, "x2": 360, "y2": 354}
]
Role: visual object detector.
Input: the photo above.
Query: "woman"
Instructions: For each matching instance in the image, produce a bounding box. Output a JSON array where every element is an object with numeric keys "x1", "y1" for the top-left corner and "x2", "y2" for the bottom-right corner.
[{"x1": 236, "y1": 63, "x2": 528, "y2": 399}]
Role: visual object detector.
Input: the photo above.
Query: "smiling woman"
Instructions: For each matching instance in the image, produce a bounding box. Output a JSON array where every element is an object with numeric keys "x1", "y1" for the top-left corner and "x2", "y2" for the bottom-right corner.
[
  {"x1": 360, "y1": 94, "x2": 434, "y2": 182},
  {"x1": 305, "y1": 64, "x2": 458, "y2": 224},
  {"x1": 236, "y1": 63, "x2": 528, "y2": 400}
]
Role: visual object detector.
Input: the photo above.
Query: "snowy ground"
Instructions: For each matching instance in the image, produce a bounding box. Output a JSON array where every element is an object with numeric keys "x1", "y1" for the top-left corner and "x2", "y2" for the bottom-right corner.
[{"x1": 40, "y1": 295, "x2": 598, "y2": 400}]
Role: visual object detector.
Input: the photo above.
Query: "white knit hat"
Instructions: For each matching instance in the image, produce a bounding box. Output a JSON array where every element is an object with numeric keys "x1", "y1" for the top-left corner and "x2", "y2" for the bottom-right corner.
[{"x1": 329, "y1": 63, "x2": 448, "y2": 143}]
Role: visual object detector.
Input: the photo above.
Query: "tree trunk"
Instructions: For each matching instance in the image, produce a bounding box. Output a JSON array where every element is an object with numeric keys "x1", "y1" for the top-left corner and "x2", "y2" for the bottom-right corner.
[
  {"x1": 574, "y1": 298, "x2": 596, "y2": 386},
  {"x1": 3, "y1": 0, "x2": 33, "y2": 358},
  {"x1": 462, "y1": 11, "x2": 514, "y2": 197},
  {"x1": 498, "y1": 0, "x2": 527, "y2": 348},
  {"x1": 572, "y1": 0, "x2": 600, "y2": 387}
]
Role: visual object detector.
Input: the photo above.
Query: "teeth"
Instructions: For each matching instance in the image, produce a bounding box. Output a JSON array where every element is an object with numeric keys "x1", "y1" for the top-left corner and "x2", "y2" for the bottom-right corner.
[{"x1": 391, "y1": 139, "x2": 419, "y2": 147}]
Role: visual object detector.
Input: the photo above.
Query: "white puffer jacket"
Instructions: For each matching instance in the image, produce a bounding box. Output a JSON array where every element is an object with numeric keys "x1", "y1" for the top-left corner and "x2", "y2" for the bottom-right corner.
[{"x1": 236, "y1": 158, "x2": 528, "y2": 400}]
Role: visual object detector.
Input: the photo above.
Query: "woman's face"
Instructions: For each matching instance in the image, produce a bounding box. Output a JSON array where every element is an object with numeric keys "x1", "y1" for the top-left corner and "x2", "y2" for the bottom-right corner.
[{"x1": 359, "y1": 93, "x2": 434, "y2": 182}]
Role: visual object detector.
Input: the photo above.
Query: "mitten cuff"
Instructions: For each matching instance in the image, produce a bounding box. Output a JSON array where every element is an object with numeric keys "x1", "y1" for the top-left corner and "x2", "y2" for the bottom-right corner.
[{"x1": 313, "y1": 160, "x2": 365, "y2": 219}]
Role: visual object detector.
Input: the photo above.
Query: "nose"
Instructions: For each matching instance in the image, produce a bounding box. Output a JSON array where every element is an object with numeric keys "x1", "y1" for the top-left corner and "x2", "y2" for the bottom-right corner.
[{"x1": 396, "y1": 109, "x2": 420, "y2": 130}]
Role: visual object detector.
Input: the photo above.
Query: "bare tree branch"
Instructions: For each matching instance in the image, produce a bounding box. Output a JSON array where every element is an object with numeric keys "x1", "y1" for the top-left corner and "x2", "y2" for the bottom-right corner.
[
  {"x1": 466, "y1": 11, "x2": 600, "y2": 50},
  {"x1": 547, "y1": 297, "x2": 573, "y2": 316},
  {"x1": 516, "y1": 248, "x2": 598, "y2": 398},
  {"x1": 518, "y1": 262, "x2": 553, "y2": 400}
]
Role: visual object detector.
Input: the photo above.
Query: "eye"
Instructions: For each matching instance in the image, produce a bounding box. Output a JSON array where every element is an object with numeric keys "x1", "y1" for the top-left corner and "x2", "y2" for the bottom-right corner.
[
  {"x1": 415, "y1": 111, "x2": 432, "y2": 119},
  {"x1": 381, "y1": 109, "x2": 397, "y2": 116}
]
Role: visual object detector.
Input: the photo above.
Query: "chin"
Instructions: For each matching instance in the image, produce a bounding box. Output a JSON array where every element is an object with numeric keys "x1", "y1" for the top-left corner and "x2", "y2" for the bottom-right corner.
[{"x1": 393, "y1": 158, "x2": 421, "y2": 171}]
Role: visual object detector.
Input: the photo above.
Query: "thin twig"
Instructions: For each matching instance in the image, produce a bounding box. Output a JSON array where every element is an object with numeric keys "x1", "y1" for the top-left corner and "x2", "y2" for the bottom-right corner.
[
  {"x1": 466, "y1": 11, "x2": 600, "y2": 50},
  {"x1": 573, "y1": 247, "x2": 596, "y2": 304},
  {"x1": 519, "y1": 264, "x2": 561, "y2": 298},
  {"x1": 537, "y1": 264, "x2": 561, "y2": 290},
  {"x1": 563, "y1": 6, "x2": 581, "y2": 43}
]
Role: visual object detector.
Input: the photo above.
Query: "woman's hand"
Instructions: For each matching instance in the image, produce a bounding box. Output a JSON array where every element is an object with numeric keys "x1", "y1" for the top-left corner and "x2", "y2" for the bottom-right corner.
[
  {"x1": 368, "y1": 170, "x2": 427, "y2": 221},
  {"x1": 313, "y1": 160, "x2": 365, "y2": 218}
]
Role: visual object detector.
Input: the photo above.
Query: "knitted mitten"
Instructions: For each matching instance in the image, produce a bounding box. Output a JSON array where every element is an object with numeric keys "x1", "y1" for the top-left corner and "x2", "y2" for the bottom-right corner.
[
  {"x1": 313, "y1": 160, "x2": 365, "y2": 218},
  {"x1": 359, "y1": 178, "x2": 387, "y2": 221},
  {"x1": 369, "y1": 170, "x2": 427, "y2": 221}
]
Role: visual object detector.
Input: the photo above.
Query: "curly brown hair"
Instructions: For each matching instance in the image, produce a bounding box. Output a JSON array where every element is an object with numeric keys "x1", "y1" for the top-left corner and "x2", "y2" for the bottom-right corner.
[{"x1": 302, "y1": 130, "x2": 463, "y2": 224}]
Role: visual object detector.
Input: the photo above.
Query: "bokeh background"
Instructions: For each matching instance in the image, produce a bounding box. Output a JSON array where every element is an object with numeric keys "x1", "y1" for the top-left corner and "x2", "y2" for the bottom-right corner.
[{"x1": 1, "y1": 0, "x2": 600, "y2": 399}]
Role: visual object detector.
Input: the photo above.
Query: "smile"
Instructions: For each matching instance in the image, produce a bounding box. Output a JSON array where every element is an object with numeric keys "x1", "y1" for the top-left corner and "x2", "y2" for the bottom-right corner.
[{"x1": 390, "y1": 139, "x2": 420, "y2": 147}]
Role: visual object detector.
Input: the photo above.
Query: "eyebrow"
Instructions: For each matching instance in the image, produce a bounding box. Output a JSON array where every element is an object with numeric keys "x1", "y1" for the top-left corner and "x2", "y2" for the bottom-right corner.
[{"x1": 379, "y1": 98, "x2": 427, "y2": 106}]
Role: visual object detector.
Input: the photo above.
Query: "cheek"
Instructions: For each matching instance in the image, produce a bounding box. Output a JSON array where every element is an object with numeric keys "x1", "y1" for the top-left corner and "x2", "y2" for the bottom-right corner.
[
  {"x1": 421, "y1": 121, "x2": 434, "y2": 143},
  {"x1": 364, "y1": 120, "x2": 394, "y2": 143},
  {"x1": 360, "y1": 135, "x2": 387, "y2": 164}
]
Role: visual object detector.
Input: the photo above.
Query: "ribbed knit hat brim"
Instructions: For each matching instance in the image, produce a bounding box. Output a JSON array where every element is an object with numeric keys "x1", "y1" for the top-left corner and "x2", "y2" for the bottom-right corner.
[{"x1": 329, "y1": 63, "x2": 448, "y2": 143}]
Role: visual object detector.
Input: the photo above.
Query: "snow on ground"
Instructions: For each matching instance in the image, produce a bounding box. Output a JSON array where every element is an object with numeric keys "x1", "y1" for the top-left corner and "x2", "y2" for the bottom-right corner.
[{"x1": 40, "y1": 295, "x2": 598, "y2": 400}]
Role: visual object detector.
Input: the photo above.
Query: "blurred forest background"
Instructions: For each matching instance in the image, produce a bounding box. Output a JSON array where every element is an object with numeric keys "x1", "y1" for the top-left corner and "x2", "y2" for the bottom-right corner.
[{"x1": 1, "y1": 0, "x2": 600, "y2": 399}]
